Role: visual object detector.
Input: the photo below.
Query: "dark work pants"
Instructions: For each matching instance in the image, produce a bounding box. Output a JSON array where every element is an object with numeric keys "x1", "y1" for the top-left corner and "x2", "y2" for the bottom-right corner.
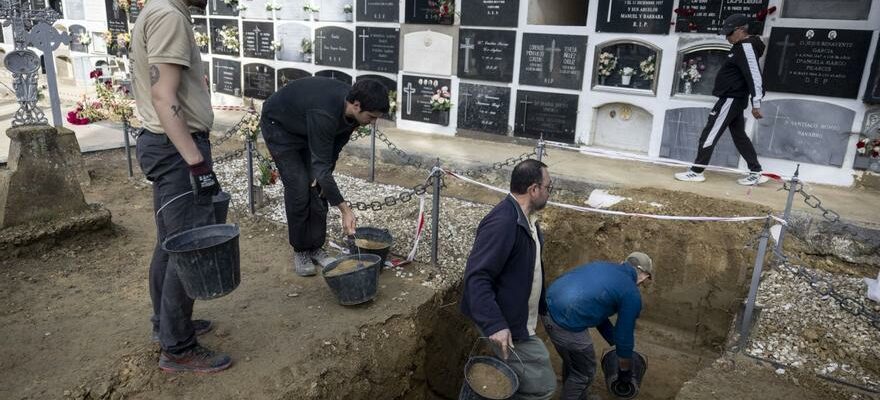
[
  {"x1": 542, "y1": 315, "x2": 597, "y2": 400},
  {"x1": 260, "y1": 116, "x2": 329, "y2": 251},
  {"x1": 136, "y1": 130, "x2": 215, "y2": 354},
  {"x1": 691, "y1": 97, "x2": 762, "y2": 173}
]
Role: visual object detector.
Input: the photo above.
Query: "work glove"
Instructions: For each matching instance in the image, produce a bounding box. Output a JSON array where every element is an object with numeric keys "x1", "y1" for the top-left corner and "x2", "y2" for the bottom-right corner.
[
  {"x1": 617, "y1": 369, "x2": 633, "y2": 384},
  {"x1": 610, "y1": 368, "x2": 637, "y2": 398},
  {"x1": 189, "y1": 161, "x2": 221, "y2": 205}
]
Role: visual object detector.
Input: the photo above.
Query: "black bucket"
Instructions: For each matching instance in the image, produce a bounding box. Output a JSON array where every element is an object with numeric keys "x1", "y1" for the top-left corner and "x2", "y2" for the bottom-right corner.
[
  {"x1": 321, "y1": 254, "x2": 381, "y2": 305},
  {"x1": 213, "y1": 191, "x2": 231, "y2": 224},
  {"x1": 346, "y1": 227, "x2": 393, "y2": 271},
  {"x1": 459, "y1": 356, "x2": 519, "y2": 400},
  {"x1": 601, "y1": 349, "x2": 648, "y2": 399},
  {"x1": 162, "y1": 224, "x2": 241, "y2": 300}
]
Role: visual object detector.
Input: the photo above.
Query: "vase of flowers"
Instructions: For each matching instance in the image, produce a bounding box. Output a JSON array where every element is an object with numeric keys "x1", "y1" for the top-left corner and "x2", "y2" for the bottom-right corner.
[
  {"x1": 253, "y1": 155, "x2": 279, "y2": 207},
  {"x1": 301, "y1": 38, "x2": 313, "y2": 62},
  {"x1": 639, "y1": 55, "x2": 656, "y2": 82},
  {"x1": 272, "y1": 40, "x2": 282, "y2": 52},
  {"x1": 679, "y1": 57, "x2": 705, "y2": 94},
  {"x1": 265, "y1": 0, "x2": 281, "y2": 12},
  {"x1": 194, "y1": 30, "x2": 210, "y2": 50},
  {"x1": 343, "y1": 4, "x2": 353, "y2": 21},
  {"x1": 304, "y1": 3, "x2": 319, "y2": 20},
  {"x1": 619, "y1": 66, "x2": 634, "y2": 86},
  {"x1": 430, "y1": 0, "x2": 455, "y2": 24},
  {"x1": 219, "y1": 25, "x2": 240, "y2": 53},
  {"x1": 78, "y1": 32, "x2": 91, "y2": 50},
  {"x1": 431, "y1": 86, "x2": 452, "y2": 126},
  {"x1": 597, "y1": 51, "x2": 617, "y2": 85},
  {"x1": 856, "y1": 136, "x2": 880, "y2": 159},
  {"x1": 388, "y1": 90, "x2": 397, "y2": 116}
]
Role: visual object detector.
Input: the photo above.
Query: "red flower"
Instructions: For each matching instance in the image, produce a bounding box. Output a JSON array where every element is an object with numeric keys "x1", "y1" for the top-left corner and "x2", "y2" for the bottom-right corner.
[
  {"x1": 89, "y1": 69, "x2": 103, "y2": 79},
  {"x1": 688, "y1": 21, "x2": 698, "y2": 31},
  {"x1": 756, "y1": 6, "x2": 777, "y2": 22},
  {"x1": 104, "y1": 80, "x2": 113, "y2": 88},
  {"x1": 857, "y1": 141, "x2": 866, "y2": 149},
  {"x1": 66, "y1": 111, "x2": 90, "y2": 125}
]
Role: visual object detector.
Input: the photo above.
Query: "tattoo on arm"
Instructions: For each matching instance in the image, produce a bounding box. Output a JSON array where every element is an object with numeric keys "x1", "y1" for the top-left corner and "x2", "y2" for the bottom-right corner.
[
  {"x1": 171, "y1": 104, "x2": 182, "y2": 118},
  {"x1": 149, "y1": 65, "x2": 160, "y2": 86}
]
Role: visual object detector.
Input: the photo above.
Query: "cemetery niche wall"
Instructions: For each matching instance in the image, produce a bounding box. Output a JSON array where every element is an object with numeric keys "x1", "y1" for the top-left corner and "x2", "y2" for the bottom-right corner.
[
  {"x1": 672, "y1": 43, "x2": 729, "y2": 97},
  {"x1": 660, "y1": 107, "x2": 740, "y2": 167},
  {"x1": 461, "y1": 0, "x2": 519, "y2": 27},
  {"x1": 595, "y1": 0, "x2": 674, "y2": 35},
  {"x1": 753, "y1": 99, "x2": 855, "y2": 167},
  {"x1": 457, "y1": 83, "x2": 510, "y2": 135},
  {"x1": 592, "y1": 39, "x2": 660, "y2": 95},
  {"x1": 514, "y1": 90, "x2": 578, "y2": 144},
  {"x1": 592, "y1": 102, "x2": 654, "y2": 154}
]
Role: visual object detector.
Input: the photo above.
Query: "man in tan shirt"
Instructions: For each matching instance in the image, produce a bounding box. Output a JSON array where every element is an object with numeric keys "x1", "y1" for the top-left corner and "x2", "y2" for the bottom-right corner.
[{"x1": 131, "y1": 0, "x2": 231, "y2": 373}]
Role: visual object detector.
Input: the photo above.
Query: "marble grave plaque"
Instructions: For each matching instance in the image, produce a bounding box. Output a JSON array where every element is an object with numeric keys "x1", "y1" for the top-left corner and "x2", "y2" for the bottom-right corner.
[
  {"x1": 457, "y1": 29, "x2": 516, "y2": 83},
  {"x1": 356, "y1": 0, "x2": 399, "y2": 22},
  {"x1": 754, "y1": 99, "x2": 855, "y2": 167},
  {"x1": 660, "y1": 107, "x2": 739, "y2": 167},
  {"x1": 239, "y1": 0, "x2": 271, "y2": 20},
  {"x1": 275, "y1": 0, "x2": 310, "y2": 20},
  {"x1": 276, "y1": 23, "x2": 311, "y2": 62},
  {"x1": 594, "y1": 103, "x2": 654, "y2": 153},
  {"x1": 596, "y1": 0, "x2": 674, "y2": 34},
  {"x1": 457, "y1": 83, "x2": 511, "y2": 135},
  {"x1": 319, "y1": 0, "x2": 351, "y2": 22},
  {"x1": 519, "y1": 33, "x2": 587, "y2": 90},
  {"x1": 278, "y1": 68, "x2": 312, "y2": 87},
  {"x1": 405, "y1": 0, "x2": 453, "y2": 24},
  {"x1": 243, "y1": 63, "x2": 275, "y2": 100},
  {"x1": 69, "y1": 25, "x2": 88, "y2": 53},
  {"x1": 209, "y1": 0, "x2": 239, "y2": 16},
  {"x1": 316, "y1": 69, "x2": 353, "y2": 84},
  {"x1": 514, "y1": 90, "x2": 578, "y2": 144},
  {"x1": 401, "y1": 75, "x2": 452, "y2": 125},
  {"x1": 460, "y1": 0, "x2": 519, "y2": 27},
  {"x1": 356, "y1": 27, "x2": 399, "y2": 73},
  {"x1": 315, "y1": 26, "x2": 353, "y2": 68},
  {"x1": 243, "y1": 21, "x2": 274, "y2": 59},
  {"x1": 675, "y1": 0, "x2": 767, "y2": 35},
  {"x1": 781, "y1": 0, "x2": 871, "y2": 20},
  {"x1": 213, "y1": 58, "x2": 242, "y2": 96},
  {"x1": 66, "y1": 0, "x2": 85, "y2": 20},
  {"x1": 211, "y1": 19, "x2": 240, "y2": 56},
  {"x1": 403, "y1": 30, "x2": 453, "y2": 76}
]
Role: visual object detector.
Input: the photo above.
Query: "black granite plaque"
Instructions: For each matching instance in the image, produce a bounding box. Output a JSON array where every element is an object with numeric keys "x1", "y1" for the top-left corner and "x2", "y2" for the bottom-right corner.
[
  {"x1": 209, "y1": 0, "x2": 239, "y2": 16},
  {"x1": 210, "y1": 19, "x2": 240, "y2": 57},
  {"x1": 213, "y1": 58, "x2": 241, "y2": 96},
  {"x1": 405, "y1": 0, "x2": 454, "y2": 24},
  {"x1": 69, "y1": 25, "x2": 88, "y2": 53},
  {"x1": 754, "y1": 99, "x2": 855, "y2": 167},
  {"x1": 595, "y1": 0, "x2": 673, "y2": 34},
  {"x1": 358, "y1": 74, "x2": 397, "y2": 120},
  {"x1": 401, "y1": 75, "x2": 452, "y2": 125},
  {"x1": 190, "y1": 4, "x2": 206, "y2": 16},
  {"x1": 458, "y1": 83, "x2": 510, "y2": 134},
  {"x1": 764, "y1": 28, "x2": 872, "y2": 99},
  {"x1": 781, "y1": 0, "x2": 871, "y2": 20},
  {"x1": 356, "y1": 27, "x2": 399, "y2": 73},
  {"x1": 458, "y1": 29, "x2": 516, "y2": 83},
  {"x1": 193, "y1": 18, "x2": 209, "y2": 54},
  {"x1": 278, "y1": 68, "x2": 312, "y2": 88},
  {"x1": 862, "y1": 39, "x2": 880, "y2": 104},
  {"x1": 242, "y1": 21, "x2": 274, "y2": 60},
  {"x1": 128, "y1": 2, "x2": 140, "y2": 23},
  {"x1": 514, "y1": 90, "x2": 578, "y2": 143},
  {"x1": 105, "y1": 0, "x2": 129, "y2": 35},
  {"x1": 519, "y1": 33, "x2": 587, "y2": 90},
  {"x1": 315, "y1": 27, "x2": 353, "y2": 68},
  {"x1": 461, "y1": 0, "x2": 519, "y2": 27},
  {"x1": 316, "y1": 70, "x2": 353, "y2": 85},
  {"x1": 675, "y1": 0, "x2": 767, "y2": 35},
  {"x1": 357, "y1": 0, "x2": 399, "y2": 22},
  {"x1": 243, "y1": 63, "x2": 275, "y2": 100},
  {"x1": 659, "y1": 107, "x2": 739, "y2": 167}
]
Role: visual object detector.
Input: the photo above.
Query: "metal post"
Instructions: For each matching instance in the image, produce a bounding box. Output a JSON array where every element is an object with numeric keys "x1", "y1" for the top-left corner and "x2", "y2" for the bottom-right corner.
[
  {"x1": 122, "y1": 117, "x2": 133, "y2": 178},
  {"x1": 536, "y1": 135, "x2": 545, "y2": 162},
  {"x1": 740, "y1": 216, "x2": 772, "y2": 346},
  {"x1": 431, "y1": 158, "x2": 441, "y2": 267},
  {"x1": 369, "y1": 123, "x2": 377, "y2": 182},
  {"x1": 246, "y1": 140, "x2": 255, "y2": 215},
  {"x1": 775, "y1": 165, "x2": 800, "y2": 255}
]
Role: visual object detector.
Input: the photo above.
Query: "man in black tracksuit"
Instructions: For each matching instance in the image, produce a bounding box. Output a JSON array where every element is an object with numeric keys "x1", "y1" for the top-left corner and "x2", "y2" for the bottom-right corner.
[
  {"x1": 675, "y1": 14, "x2": 769, "y2": 186},
  {"x1": 260, "y1": 77, "x2": 389, "y2": 276}
]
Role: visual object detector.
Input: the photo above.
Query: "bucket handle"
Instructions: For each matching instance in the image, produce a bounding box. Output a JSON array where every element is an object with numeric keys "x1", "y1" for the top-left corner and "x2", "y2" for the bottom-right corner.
[
  {"x1": 467, "y1": 336, "x2": 525, "y2": 371},
  {"x1": 155, "y1": 190, "x2": 194, "y2": 217}
]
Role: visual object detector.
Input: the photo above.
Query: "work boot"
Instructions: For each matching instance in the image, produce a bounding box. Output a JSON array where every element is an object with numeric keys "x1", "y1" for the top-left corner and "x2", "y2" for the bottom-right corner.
[
  {"x1": 152, "y1": 319, "x2": 214, "y2": 343},
  {"x1": 159, "y1": 344, "x2": 232, "y2": 373},
  {"x1": 293, "y1": 251, "x2": 317, "y2": 276},
  {"x1": 309, "y1": 248, "x2": 336, "y2": 269}
]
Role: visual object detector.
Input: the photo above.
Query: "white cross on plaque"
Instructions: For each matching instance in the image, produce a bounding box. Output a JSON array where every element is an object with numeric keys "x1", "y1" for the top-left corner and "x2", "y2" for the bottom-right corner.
[
  {"x1": 460, "y1": 92, "x2": 472, "y2": 121},
  {"x1": 358, "y1": 30, "x2": 369, "y2": 62},
  {"x1": 519, "y1": 96, "x2": 533, "y2": 131},
  {"x1": 548, "y1": 39, "x2": 562, "y2": 72},
  {"x1": 403, "y1": 82, "x2": 416, "y2": 115},
  {"x1": 315, "y1": 31, "x2": 327, "y2": 60},
  {"x1": 460, "y1": 37, "x2": 475, "y2": 73},
  {"x1": 774, "y1": 34, "x2": 796, "y2": 77}
]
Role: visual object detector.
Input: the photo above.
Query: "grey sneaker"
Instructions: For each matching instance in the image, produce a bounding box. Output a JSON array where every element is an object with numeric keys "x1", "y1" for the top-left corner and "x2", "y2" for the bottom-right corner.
[
  {"x1": 159, "y1": 345, "x2": 232, "y2": 373},
  {"x1": 293, "y1": 251, "x2": 317, "y2": 276},
  {"x1": 737, "y1": 172, "x2": 769, "y2": 186},
  {"x1": 309, "y1": 248, "x2": 336, "y2": 268},
  {"x1": 674, "y1": 170, "x2": 706, "y2": 182}
]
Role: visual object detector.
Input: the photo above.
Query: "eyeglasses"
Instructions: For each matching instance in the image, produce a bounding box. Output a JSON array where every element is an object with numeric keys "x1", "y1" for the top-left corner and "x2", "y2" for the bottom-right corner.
[{"x1": 538, "y1": 182, "x2": 554, "y2": 194}]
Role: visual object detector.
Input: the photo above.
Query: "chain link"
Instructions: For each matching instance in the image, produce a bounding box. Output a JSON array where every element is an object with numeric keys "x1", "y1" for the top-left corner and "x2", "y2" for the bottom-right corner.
[
  {"x1": 213, "y1": 147, "x2": 246, "y2": 164},
  {"x1": 782, "y1": 181, "x2": 841, "y2": 223},
  {"x1": 347, "y1": 172, "x2": 444, "y2": 211},
  {"x1": 449, "y1": 150, "x2": 537, "y2": 178}
]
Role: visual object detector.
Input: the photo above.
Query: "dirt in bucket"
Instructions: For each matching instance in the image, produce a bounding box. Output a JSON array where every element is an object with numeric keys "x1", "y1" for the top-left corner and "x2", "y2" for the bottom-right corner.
[
  {"x1": 354, "y1": 238, "x2": 390, "y2": 250},
  {"x1": 324, "y1": 259, "x2": 367, "y2": 277},
  {"x1": 467, "y1": 361, "x2": 513, "y2": 399}
]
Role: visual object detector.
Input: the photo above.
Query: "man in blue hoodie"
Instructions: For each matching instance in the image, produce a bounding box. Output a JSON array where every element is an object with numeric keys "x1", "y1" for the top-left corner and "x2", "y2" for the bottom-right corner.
[
  {"x1": 543, "y1": 252, "x2": 654, "y2": 400},
  {"x1": 461, "y1": 159, "x2": 556, "y2": 400}
]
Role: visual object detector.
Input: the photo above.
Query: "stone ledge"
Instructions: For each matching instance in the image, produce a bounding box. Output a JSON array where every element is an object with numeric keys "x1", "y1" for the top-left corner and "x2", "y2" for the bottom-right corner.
[{"x1": 0, "y1": 203, "x2": 112, "y2": 255}]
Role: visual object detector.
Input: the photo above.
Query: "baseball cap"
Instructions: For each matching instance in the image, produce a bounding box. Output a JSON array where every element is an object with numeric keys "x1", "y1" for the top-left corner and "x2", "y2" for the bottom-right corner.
[
  {"x1": 720, "y1": 14, "x2": 750, "y2": 36},
  {"x1": 626, "y1": 252, "x2": 654, "y2": 279}
]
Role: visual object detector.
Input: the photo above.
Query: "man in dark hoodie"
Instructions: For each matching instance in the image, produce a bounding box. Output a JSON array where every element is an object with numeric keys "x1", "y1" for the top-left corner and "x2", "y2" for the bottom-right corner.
[
  {"x1": 460, "y1": 159, "x2": 556, "y2": 400},
  {"x1": 675, "y1": 14, "x2": 769, "y2": 186},
  {"x1": 260, "y1": 77, "x2": 389, "y2": 276}
]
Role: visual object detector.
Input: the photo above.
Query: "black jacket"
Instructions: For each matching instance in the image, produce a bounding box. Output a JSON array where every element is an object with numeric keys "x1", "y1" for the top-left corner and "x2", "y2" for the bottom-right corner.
[
  {"x1": 261, "y1": 77, "x2": 358, "y2": 206},
  {"x1": 712, "y1": 35, "x2": 766, "y2": 109},
  {"x1": 460, "y1": 195, "x2": 547, "y2": 341}
]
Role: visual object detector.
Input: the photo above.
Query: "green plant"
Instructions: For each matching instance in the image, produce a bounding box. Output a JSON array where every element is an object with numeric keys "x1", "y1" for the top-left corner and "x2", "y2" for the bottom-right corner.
[{"x1": 301, "y1": 38, "x2": 313, "y2": 54}]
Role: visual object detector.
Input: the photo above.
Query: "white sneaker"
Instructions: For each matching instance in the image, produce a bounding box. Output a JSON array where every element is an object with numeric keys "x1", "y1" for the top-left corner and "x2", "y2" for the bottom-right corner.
[
  {"x1": 737, "y1": 172, "x2": 769, "y2": 186},
  {"x1": 674, "y1": 170, "x2": 706, "y2": 182}
]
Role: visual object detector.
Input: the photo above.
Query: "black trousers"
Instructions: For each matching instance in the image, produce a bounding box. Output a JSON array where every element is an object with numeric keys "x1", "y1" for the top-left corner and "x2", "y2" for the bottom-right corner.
[
  {"x1": 691, "y1": 97, "x2": 762, "y2": 173},
  {"x1": 260, "y1": 116, "x2": 329, "y2": 251},
  {"x1": 137, "y1": 130, "x2": 215, "y2": 354}
]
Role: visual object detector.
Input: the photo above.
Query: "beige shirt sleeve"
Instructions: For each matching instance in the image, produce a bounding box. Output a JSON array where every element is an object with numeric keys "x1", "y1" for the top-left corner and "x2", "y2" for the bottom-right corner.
[{"x1": 145, "y1": 10, "x2": 192, "y2": 68}]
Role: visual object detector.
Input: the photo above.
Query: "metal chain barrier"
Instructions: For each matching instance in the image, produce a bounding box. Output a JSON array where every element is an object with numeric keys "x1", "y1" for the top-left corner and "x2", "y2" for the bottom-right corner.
[
  {"x1": 347, "y1": 172, "x2": 444, "y2": 212},
  {"x1": 213, "y1": 147, "x2": 246, "y2": 164},
  {"x1": 782, "y1": 181, "x2": 841, "y2": 223}
]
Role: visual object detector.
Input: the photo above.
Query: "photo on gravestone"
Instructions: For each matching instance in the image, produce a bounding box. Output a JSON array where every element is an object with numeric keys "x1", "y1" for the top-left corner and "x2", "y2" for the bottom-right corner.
[
  {"x1": 518, "y1": 33, "x2": 587, "y2": 90},
  {"x1": 69, "y1": 25, "x2": 88, "y2": 53},
  {"x1": 92, "y1": 32, "x2": 108, "y2": 55},
  {"x1": 319, "y1": 0, "x2": 352, "y2": 22},
  {"x1": 593, "y1": 103, "x2": 653, "y2": 154},
  {"x1": 316, "y1": 69, "x2": 353, "y2": 84},
  {"x1": 457, "y1": 83, "x2": 511, "y2": 135},
  {"x1": 403, "y1": 30, "x2": 454, "y2": 76},
  {"x1": 754, "y1": 99, "x2": 855, "y2": 167},
  {"x1": 461, "y1": 0, "x2": 519, "y2": 27},
  {"x1": 763, "y1": 28, "x2": 872, "y2": 99},
  {"x1": 239, "y1": 0, "x2": 271, "y2": 20},
  {"x1": 527, "y1": 0, "x2": 587, "y2": 26},
  {"x1": 514, "y1": 90, "x2": 578, "y2": 144},
  {"x1": 278, "y1": 68, "x2": 312, "y2": 88},
  {"x1": 357, "y1": 74, "x2": 397, "y2": 120},
  {"x1": 595, "y1": 0, "x2": 673, "y2": 35},
  {"x1": 211, "y1": 19, "x2": 240, "y2": 56},
  {"x1": 315, "y1": 26, "x2": 353, "y2": 68},
  {"x1": 405, "y1": 0, "x2": 453, "y2": 25},
  {"x1": 781, "y1": 0, "x2": 871, "y2": 20},
  {"x1": 275, "y1": 0, "x2": 310, "y2": 20},
  {"x1": 193, "y1": 18, "x2": 210, "y2": 54},
  {"x1": 401, "y1": 75, "x2": 452, "y2": 126},
  {"x1": 209, "y1": 0, "x2": 240, "y2": 16},
  {"x1": 592, "y1": 40, "x2": 659, "y2": 94},
  {"x1": 213, "y1": 57, "x2": 242, "y2": 96},
  {"x1": 458, "y1": 29, "x2": 516, "y2": 83},
  {"x1": 276, "y1": 23, "x2": 311, "y2": 62},
  {"x1": 242, "y1": 21, "x2": 275, "y2": 60},
  {"x1": 355, "y1": 27, "x2": 399, "y2": 73},
  {"x1": 673, "y1": 45, "x2": 729, "y2": 97},
  {"x1": 244, "y1": 63, "x2": 276, "y2": 100},
  {"x1": 356, "y1": 0, "x2": 399, "y2": 22},
  {"x1": 864, "y1": 39, "x2": 880, "y2": 104},
  {"x1": 659, "y1": 107, "x2": 740, "y2": 167},
  {"x1": 674, "y1": 0, "x2": 767, "y2": 35},
  {"x1": 66, "y1": 0, "x2": 85, "y2": 20}
]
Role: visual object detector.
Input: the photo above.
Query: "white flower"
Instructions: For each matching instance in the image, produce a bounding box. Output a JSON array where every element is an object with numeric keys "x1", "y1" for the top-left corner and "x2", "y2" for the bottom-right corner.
[
  {"x1": 272, "y1": 40, "x2": 282, "y2": 51},
  {"x1": 235, "y1": 3, "x2": 246, "y2": 10}
]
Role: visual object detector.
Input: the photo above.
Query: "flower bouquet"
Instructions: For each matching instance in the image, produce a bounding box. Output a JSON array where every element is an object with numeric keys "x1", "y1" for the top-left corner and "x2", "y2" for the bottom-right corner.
[
  {"x1": 856, "y1": 137, "x2": 880, "y2": 159},
  {"x1": 429, "y1": 0, "x2": 455, "y2": 23},
  {"x1": 431, "y1": 86, "x2": 452, "y2": 125},
  {"x1": 219, "y1": 25, "x2": 240, "y2": 53},
  {"x1": 679, "y1": 57, "x2": 705, "y2": 94},
  {"x1": 597, "y1": 51, "x2": 617, "y2": 84},
  {"x1": 272, "y1": 40, "x2": 282, "y2": 52},
  {"x1": 344, "y1": 4, "x2": 353, "y2": 21},
  {"x1": 255, "y1": 156, "x2": 279, "y2": 186},
  {"x1": 301, "y1": 38, "x2": 313, "y2": 62},
  {"x1": 238, "y1": 111, "x2": 261, "y2": 142},
  {"x1": 78, "y1": 32, "x2": 92, "y2": 47},
  {"x1": 619, "y1": 66, "x2": 635, "y2": 86},
  {"x1": 388, "y1": 90, "x2": 397, "y2": 115},
  {"x1": 639, "y1": 55, "x2": 655, "y2": 81},
  {"x1": 265, "y1": 0, "x2": 281, "y2": 11},
  {"x1": 194, "y1": 30, "x2": 210, "y2": 48}
]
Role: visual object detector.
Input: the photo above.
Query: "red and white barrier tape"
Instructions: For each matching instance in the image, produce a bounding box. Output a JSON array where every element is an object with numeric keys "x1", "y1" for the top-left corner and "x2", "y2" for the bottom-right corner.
[
  {"x1": 444, "y1": 169, "x2": 786, "y2": 225},
  {"x1": 407, "y1": 194, "x2": 427, "y2": 261}
]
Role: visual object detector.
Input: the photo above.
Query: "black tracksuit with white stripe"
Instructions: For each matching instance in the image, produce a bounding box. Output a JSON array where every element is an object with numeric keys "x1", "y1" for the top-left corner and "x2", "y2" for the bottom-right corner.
[{"x1": 691, "y1": 36, "x2": 765, "y2": 173}]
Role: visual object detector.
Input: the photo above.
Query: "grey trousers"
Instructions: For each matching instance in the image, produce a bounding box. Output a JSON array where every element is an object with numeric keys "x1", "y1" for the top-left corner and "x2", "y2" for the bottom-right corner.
[
  {"x1": 485, "y1": 334, "x2": 556, "y2": 400},
  {"x1": 137, "y1": 130, "x2": 215, "y2": 354},
  {"x1": 542, "y1": 314, "x2": 597, "y2": 400}
]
